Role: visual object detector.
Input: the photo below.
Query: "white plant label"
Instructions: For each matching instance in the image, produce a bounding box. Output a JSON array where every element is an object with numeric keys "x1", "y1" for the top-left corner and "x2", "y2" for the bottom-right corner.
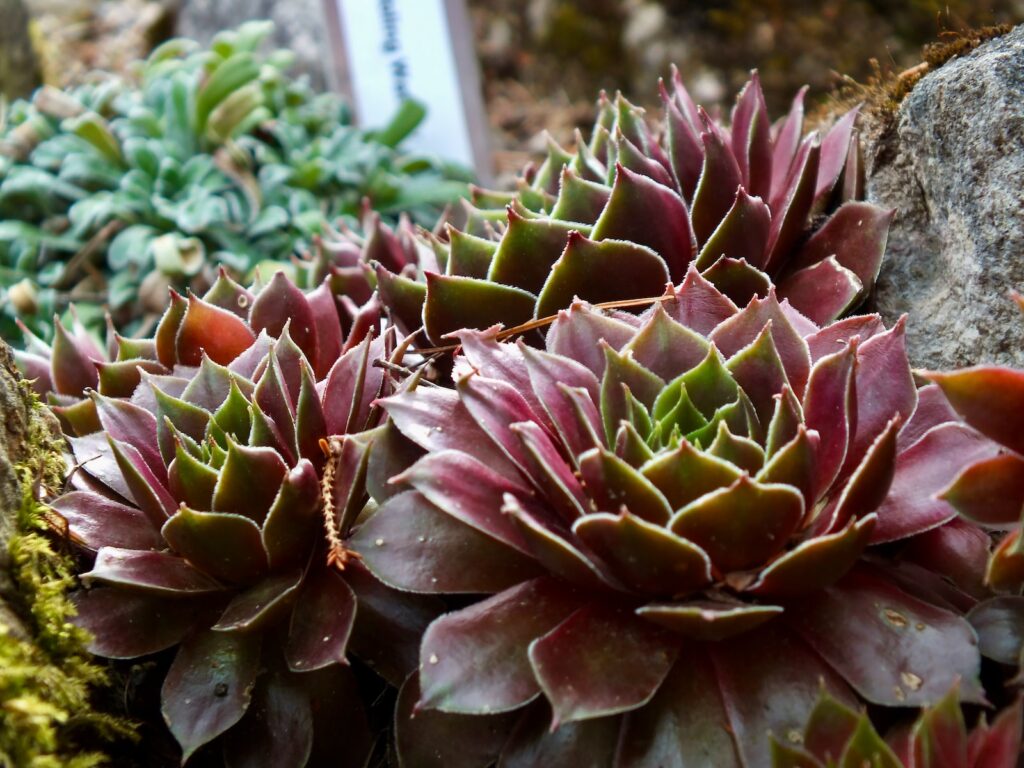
[{"x1": 329, "y1": 0, "x2": 490, "y2": 178}]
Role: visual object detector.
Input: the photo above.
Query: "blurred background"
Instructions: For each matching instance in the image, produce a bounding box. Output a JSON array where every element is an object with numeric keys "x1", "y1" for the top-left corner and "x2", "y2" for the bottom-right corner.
[{"x1": 4, "y1": 0, "x2": 1023, "y2": 178}]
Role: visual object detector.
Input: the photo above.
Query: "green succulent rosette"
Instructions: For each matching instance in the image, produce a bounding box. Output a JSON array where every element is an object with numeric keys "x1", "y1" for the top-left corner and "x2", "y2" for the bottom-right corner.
[{"x1": 0, "y1": 21, "x2": 469, "y2": 341}]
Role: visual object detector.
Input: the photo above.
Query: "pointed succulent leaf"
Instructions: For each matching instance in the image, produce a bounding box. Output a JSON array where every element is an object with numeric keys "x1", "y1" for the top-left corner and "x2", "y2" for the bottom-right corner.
[
  {"x1": 445, "y1": 227, "x2": 498, "y2": 278},
  {"x1": 51, "y1": 319, "x2": 99, "y2": 396},
  {"x1": 748, "y1": 516, "x2": 876, "y2": 599},
  {"x1": 52, "y1": 491, "x2": 162, "y2": 551},
  {"x1": 93, "y1": 393, "x2": 165, "y2": 482},
  {"x1": 872, "y1": 423, "x2": 999, "y2": 543},
  {"x1": 176, "y1": 294, "x2": 256, "y2": 366},
  {"x1": 828, "y1": 416, "x2": 899, "y2": 532},
  {"x1": 222, "y1": 670, "x2": 313, "y2": 768},
  {"x1": 691, "y1": 124, "x2": 743, "y2": 246},
  {"x1": 285, "y1": 567, "x2": 357, "y2": 672},
  {"x1": 211, "y1": 440, "x2": 289, "y2": 524},
  {"x1": 262, "y1": 459, "x2": 320, "y2": 569},
  {"x1": 700, "y1": 256, "x2": 772, "y2": 307},
  {"x1": 815, "y1": 108, "x2": 859, "y2": 205},
  {"x1": 777, "y1": 256, "x2": 863, "y2": 325},
  {"x1": 528, "y1": 603, "x2": 679, "y2": 726},
  {"x1": 770, "y1": 86, "x2": 807, "y2": 200},
  {"x1": 394, "y1": 450, "x2": 535, "y2": 555},
  {"x1": 162, "y1": 506, "x2": 268, "y2": 585},
  {"x1": 521, "y1": 345, "x2": 603, "y2": 456},
  {"x1": 107, "y1": 437, "x2": 177, "y2": 525},
  {"x1": 82, "y1": 547, "x2": 224, "y2": 596},
  {"x1": 925, "y1": 367, "x2": 1024, "y2": 455},
  {"x1": 842, "y1": 317, "x2": 917, "y2": 478},
  {"x1": 623, "y1": 304, "x2": 710, "y2": 382},
  {"x1": 765, "y1": 139, "x2": 820, "y2": 273},
  {"x1": 423, "y1": 273, "x2": 535, "y2": 344},
  {"x1": 74, "y1": 588, "x2": 203, "y2": 659},
  {"x1": 789, "y1": 569, "x2": 985, "y2": 707},
  {"x1": 591, "y1": 164, "x2": 694, "y2": 282},
  {"x1": 641, "y1": 440, "x2": 743, "y2": 511},
  {"x1": 535, "y1": 233, "x2": 670, "y2": 319},
  {"x1": 418, "y1": 578, "x2": 580, "y2": 714},
  {"x1": 351, "y1": 491, "x2": 543, "y2": 593},
  {"x1": 661, "y1": 265, "x2": 739, "y2": 335},
  {"x1": 505, "y1": 496, "x2": 616, "y2": 590},
  {"x1": 801, "y1": 341, "x2": 856, "y2": 499},
  {"x1": 573, "y1": 511, "x2": 712, "y2": 596},
  {"x1": 551, "y1": 167, "x2": 611, "y2": 224},
  {"x1": 579, "y1": 448, "x2": 672, "y2": 523},
  {"x1": 161, "y1": 629, "x2": 261, "y2": 762},
  {"x1": 710, "y1": 292, "x2": 811, "y2": 398},
  {"x1": 546, "y1": 301, "x2": 638, "y2": 377},
  {"x1": 695, "y1": 187, "x2": 771, "y2": 271},
  {"x1": 726, "y1": 322, "x2": 790, "y2": 426},
  {"x1": 212, "y1": 570, "x2": 302, "y2": 633},
  {"x1": 487, "y1": 209, "x2": 588, "y2": 294},
  {"x1": 379, "y1": 385, "x2": 519, "y2": 478},
  {"x1": 669, "y1": 476, "x2": 804, "y2": 573}
]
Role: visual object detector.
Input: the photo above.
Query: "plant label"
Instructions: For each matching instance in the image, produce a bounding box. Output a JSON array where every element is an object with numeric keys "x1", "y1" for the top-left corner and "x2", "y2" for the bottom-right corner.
[{"x1": 325, "y1": 0, "x2": 492, "y2": 181}]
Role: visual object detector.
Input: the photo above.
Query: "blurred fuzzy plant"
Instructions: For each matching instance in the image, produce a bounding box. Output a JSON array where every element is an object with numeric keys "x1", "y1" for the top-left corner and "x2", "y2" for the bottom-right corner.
[{"x1": 0, "y1": 21, "x2": 472, "y2": 343}]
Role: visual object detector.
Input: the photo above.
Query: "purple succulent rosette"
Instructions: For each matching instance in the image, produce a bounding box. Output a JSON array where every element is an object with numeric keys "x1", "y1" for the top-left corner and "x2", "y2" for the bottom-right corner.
[
  {"x1": 14, "y1": 265, "x2": 383, "y2": 433},
  {"x1": 772, "y1": 686, "x2": 1023, "y2": 767},
  {"x1": 373, "y1": 70, "x2": 894, "y2": 346},
  {"x1": 46, "y1": 273, "x2": 437, "y2": 766},
  {"x1": 353, "y1": 268, "x2": 996, "y2": 767}
]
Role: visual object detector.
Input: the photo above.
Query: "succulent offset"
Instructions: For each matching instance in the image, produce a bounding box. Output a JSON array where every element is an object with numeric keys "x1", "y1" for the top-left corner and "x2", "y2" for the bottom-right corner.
[
  {"x1": 772, "y1": 687, "x2": 1023, "y2": 768},
  {"x1": 353, "y1": 271, "x2": 996, "y2": 766},
  {"x1": 371, "y1": 69, "x2": 893, "y2": 345},
  {"x1": 43, "y1": 273, "x2": 437, "y2": 766},
  {"x1": 921, "y1": 295, "x2": 1024, "y2": 687},
  {"x1": 0, "y1": 21, "x2": 469, "y2": 341}
]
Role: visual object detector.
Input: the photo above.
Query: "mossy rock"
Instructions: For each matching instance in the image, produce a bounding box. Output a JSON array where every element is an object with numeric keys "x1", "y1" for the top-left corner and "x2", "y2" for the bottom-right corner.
[{"x1": 0, "y1": 340, "x2": 129, "y2": 767}]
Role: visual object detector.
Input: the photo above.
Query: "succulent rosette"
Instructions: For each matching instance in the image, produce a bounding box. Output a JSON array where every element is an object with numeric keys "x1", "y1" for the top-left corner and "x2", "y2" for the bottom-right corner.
[
  {"x1": 352, "y1": 269, "x2": 994, "y2": 766},
  {"x1": 374, "y1": 70, "x2": 894, "y2": 345},
  {"x1": 45, "y1": 272, "x2": 435, "y2": 765},
  {"x1": 14, "y1": 266, "x2": 382, "y2": 435},
  {"x1": 772, "y1": 687, "x2": 1023, "y2": 768}
]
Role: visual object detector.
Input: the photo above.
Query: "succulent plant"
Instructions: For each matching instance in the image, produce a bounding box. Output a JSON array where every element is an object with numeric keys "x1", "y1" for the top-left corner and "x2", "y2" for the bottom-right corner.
[
  {"x1": 0, "y1": 21, "x2": 470, "y2": 342},
  {"x1": 772, "y1": 686, "x2": 1023, "y2": 768},
  {"x1": 917, "y1": 295, "x2": 1024, "y2": 690},
  {"x1": 922, "y1": 304, "x2": 1024, "y2": 594},
  {"x1": 373, "y1": 69, "x2": 893, "y2": 345},
  {"x1": 352, "y1": 270, "x2": 995, "y2": 765},
  {"x1": 40, "y1": 271, "x2": 431, "y2": 765},
  {"x1": 14, "y1": 266, "x2": 383, "y2": 436}
]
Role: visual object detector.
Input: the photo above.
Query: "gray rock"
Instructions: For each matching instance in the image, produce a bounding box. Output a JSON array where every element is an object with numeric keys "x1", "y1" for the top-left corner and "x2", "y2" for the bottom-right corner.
[
  {"x1": 173, "y1": 0, "x2": 331, "y2": 89},
  {"x1": 865, "y1": 25, "x2": 1024, "y2": 369}
]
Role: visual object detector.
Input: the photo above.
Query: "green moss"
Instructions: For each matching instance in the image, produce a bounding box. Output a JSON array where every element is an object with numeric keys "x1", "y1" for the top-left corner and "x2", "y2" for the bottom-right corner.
[{"x1": 0, "y1": 384, "x2": 133, "y2": 767}]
